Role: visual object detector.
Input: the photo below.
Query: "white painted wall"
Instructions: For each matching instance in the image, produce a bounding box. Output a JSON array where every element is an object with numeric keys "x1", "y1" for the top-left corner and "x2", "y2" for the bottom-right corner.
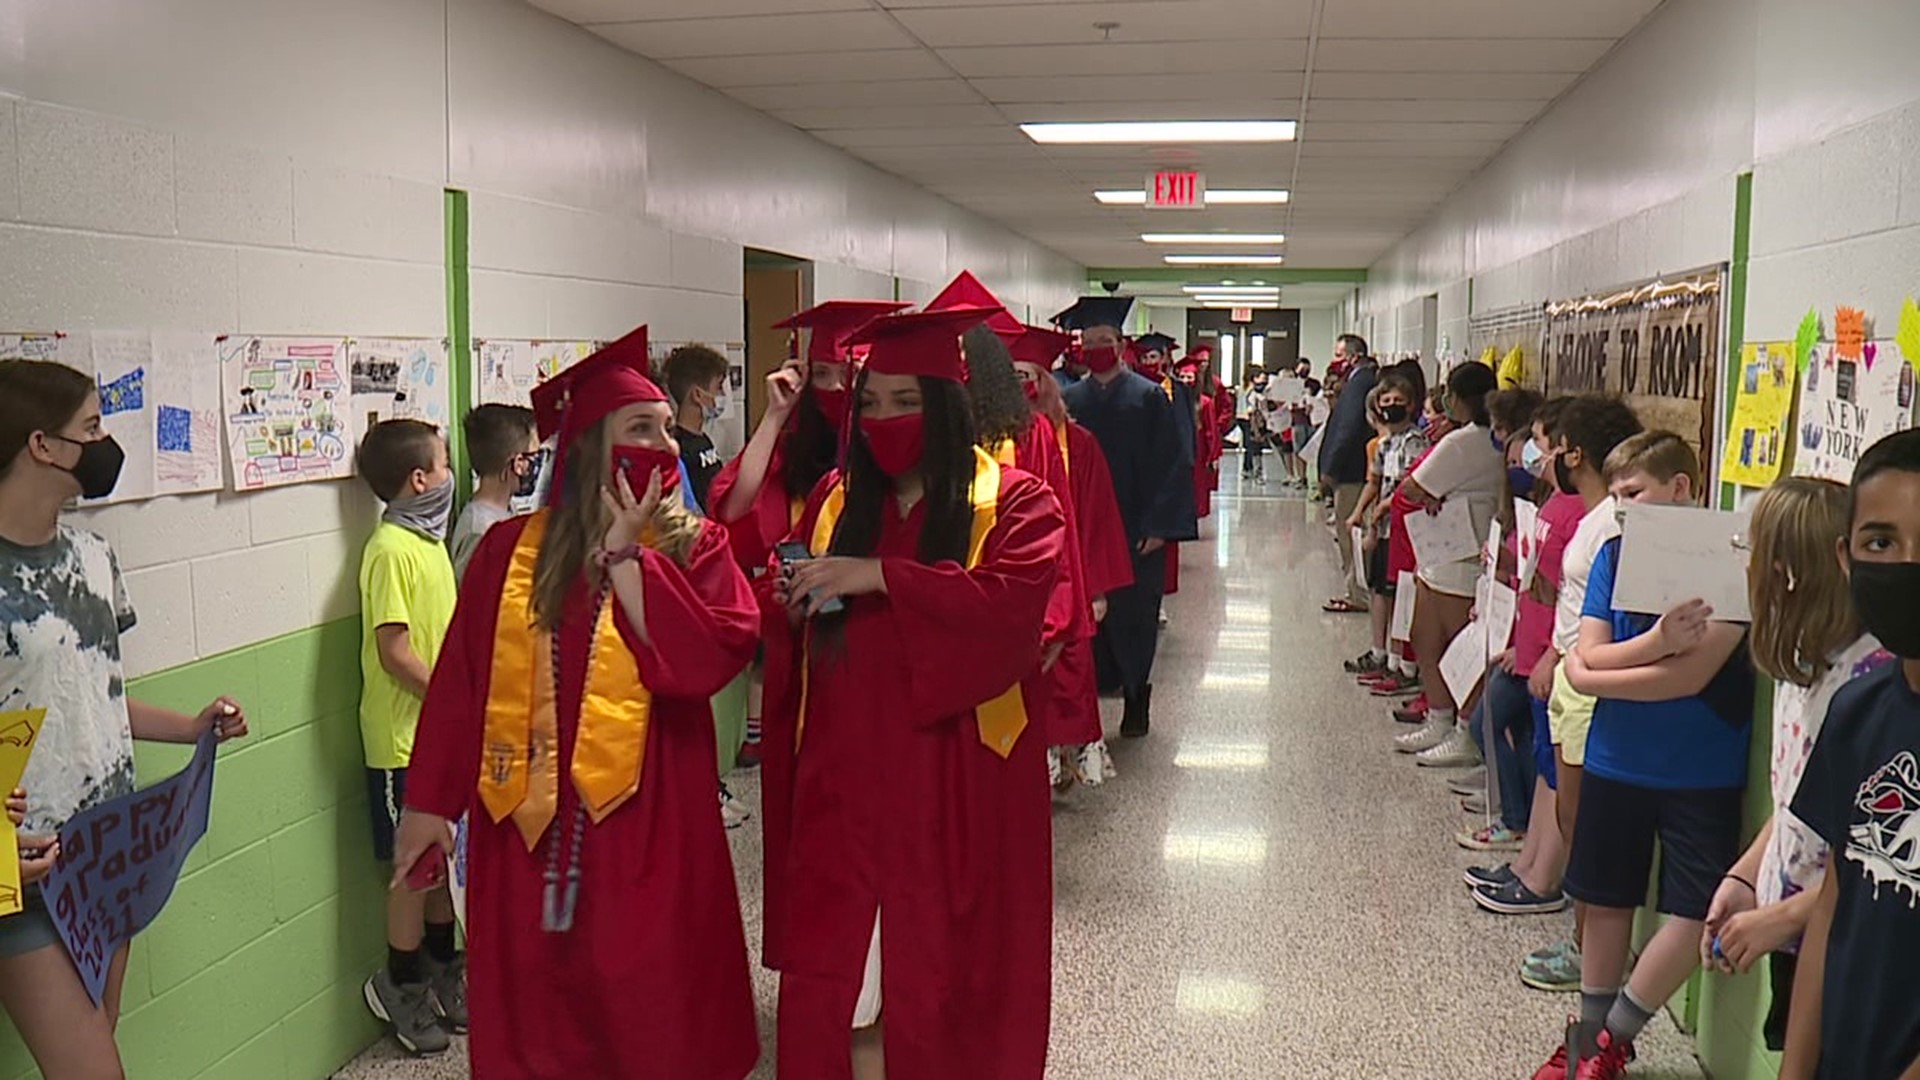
[
  {"x1": 0, "y1": 0, "x2": 1082, "y2": 677},
  {"x1": 1298, "y1": 308, "x2": 1337, "y2": 370}
]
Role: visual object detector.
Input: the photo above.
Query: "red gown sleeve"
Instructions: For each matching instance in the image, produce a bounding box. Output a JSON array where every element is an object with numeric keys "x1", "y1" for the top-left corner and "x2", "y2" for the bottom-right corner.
[
  {"x1": 706, "y1": 449, "x2": 797, "y2": 572},
  {"x1": 1067, "y1": 424, "x2": 1135, "y2": 598},
  {"x1": 1016, "y1": 417, "x2": 1088, "y2": 647},
  {"x1": 613, "y1": 521, "x2": 759, "y2": 701},
  {"x1": 879, "y1": 471, "x2": 1065, "y2": 722}
]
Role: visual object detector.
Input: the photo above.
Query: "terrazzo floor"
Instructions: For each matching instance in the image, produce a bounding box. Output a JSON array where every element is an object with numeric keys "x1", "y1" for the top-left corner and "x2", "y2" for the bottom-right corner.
[{"x1": 335, "y1": 466, "x2": 1708, "y2": 1079}]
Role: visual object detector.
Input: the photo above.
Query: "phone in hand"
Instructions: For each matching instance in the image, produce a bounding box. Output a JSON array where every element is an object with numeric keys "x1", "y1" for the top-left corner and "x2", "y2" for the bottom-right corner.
[
  {"x1": 774, "y1": 542, "x2": 844, "y2": 616},
  {"x1": 405, "y1": 844, "x2": 448, "y2": 892}
]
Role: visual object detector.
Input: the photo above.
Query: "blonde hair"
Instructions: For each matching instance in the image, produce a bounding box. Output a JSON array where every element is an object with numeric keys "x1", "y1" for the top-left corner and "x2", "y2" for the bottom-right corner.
[
  {"x1": 1747, "y1": 477, "x2": 1859, "y2": 687},
  {"x1": 1602, "y1": 430, "x2": 1701, "y2": 493}
]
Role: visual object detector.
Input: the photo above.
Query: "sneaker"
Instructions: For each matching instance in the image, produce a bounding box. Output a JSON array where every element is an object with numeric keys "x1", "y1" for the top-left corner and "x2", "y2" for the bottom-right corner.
[
  {"x1": 1520, "y1": 942, "x2": 1583, "y2": 993},
  {"x1": 1448, "y1": 772, "x2": 1487, "y2": 796},
  {"x1": 1575, "y1": 1032, "x2": 1635, "y2": 1080},
  {"x1": 1078, "y1": 742, "x2": 1116, "y2": 786},
  {"x1": 1416, "y1": 727, "x2": 1484, "y2": 768},
  {"x1": 1458, "y1": 823, "x2": 1523, "y2": 850},
  {"x1": 1344, "y1": 650, "x2": 1386, "y2": 675},
  {"x1": 1459, "y1": 792, "x2": 1489, "y2": 814},
  {"x1": 1367, "y1": 671, "x2": 1422, "y2": 697},
  {"x1": 719, "y1": 785, "x2": 751, "y2": 829},
  {"x1": 426, "y1": 954, "x2": 468, "y2": 1033},
  {"x1": 1464, "y1": 862, "x2": 1516, "y2": 889},
  {"x1": 1474, "y1": 878, "x2": 1569, "y2": 915},
  {"x1": 735, "y1": 741, "x2": 762, "y2": 770},
  {"x1": 365, "y1": 970, "x2": 452, "y2": 1056},
  {"x1": 1393, "y1": 718, "x2": 1452, "y2": 754},
  {"x1": 1392, "y1": 694, "x2": 1430, "y2": 724}
]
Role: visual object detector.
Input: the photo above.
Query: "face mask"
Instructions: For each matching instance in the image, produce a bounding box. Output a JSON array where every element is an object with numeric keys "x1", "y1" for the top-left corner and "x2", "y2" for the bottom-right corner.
[
  {"x1": 1379, "y1": 404, "x2": 1409, "y2": 426},
  {"x1": 1521, "y1": 438, "x2": 1547, "y2": 477},
  {"x1": 861, "y1": 414, "x2": 925, "y2": 478},
  {"x1": 48, "y1": 434, "x2": 127, "y2": 500},
  {"x1": 384, "y1": 474, "x2": 455, "y2": 541},
  {"x1": 1553, "y1": 452, "x2": 1580, "y2": 496},
  {"x1": 1021, "y1": 380, "x2": 1041, "y2": 403},
  {"x1": 702, "y1": 391, "x2": 729, "y2": 424},
  {"x1": 1848, "y1": 559, "x2": 1920, "y2": 658},
  {"x1": 1507, "y1": 466, "x2": 1536, "y2": 500},
  {"x1": 513, "y1": 450, "x2": 545, "y2": 500},
  {"x1": 611, "y1": 444, "x2": 682, "y2": 498},
  {"x1": 1082, "y1": 345, "x2": 1121, "y2": 375},
  {"x1": 813, "y1": 387, "x2": 851, "y2": 429}
]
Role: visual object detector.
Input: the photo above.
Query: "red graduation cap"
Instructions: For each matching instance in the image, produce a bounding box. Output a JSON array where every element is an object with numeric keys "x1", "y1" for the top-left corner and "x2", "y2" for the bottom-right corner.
[
  {"x1": 774, "y1": 300, "x2": 910, "y2": 364},
  {"x1": 1009, "y1": 325, "x2": 1073, "y2": 368},
  {"x1": 845, "y1": 305, "x2": 1003, "y2": 383},
  {"x1": 926, "y1": 271, "x2": 1024, "y2": 340},
  {"x1": 530, "y1": 326, "x2": 666, "y2": 486},
  {"x1": 1188, "y1": 343, "x2": 1216, "y2": 362},
  {"x1": 1174, "y1": 353, "x2": 1204, "y2": 372}
]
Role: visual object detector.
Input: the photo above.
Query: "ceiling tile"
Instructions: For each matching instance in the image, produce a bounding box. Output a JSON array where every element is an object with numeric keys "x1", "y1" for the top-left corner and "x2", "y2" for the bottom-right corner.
[
  {"x1": 532, "y1": 0, "x2": 867, "y2": 20},
  {"x1": 892, "y1": 0, "x2": 1315, "y2": 48},
  {"x1": 940, "y1": 39, "x2": 1309, "y2": 78},
  {"x1": 771, "y1": 103, "x2": 1007, "y2": 129},
  {"x1": 727, "y1": 79, "x2": 980, "y2": 110},
  {"x1": 1294, "y1": 139, "x2": 1508, "y2": 159},
  {"x1": 1318, "y1": 0, "x2": 1662, "y2": 39},
  {"x1": 1000, "y1": 100, "x2": 1303, "y2": 123},
  {"x1": 1309, "y1": 71, "x2": 1577, "y2": 100},
  {"x1": 590, "y1": 12, "x2": 917, "y2": 58},
  {"x1": 1304, "y1": 120, "x2": 1525, "y2": 142},
  {"x1": 1313, "y1": 37, "x2": 1616, "y2": 73},
  {"x1": 812, "y1": 126, "x2": 1033, "y2": 148},
  {"x1": 660, "y1": 49, "x2": 951, "y2": 87},
  {"x1": 1305, "y1": 97, "x2": 1545, "y2": 123},
  {"x1": 973, "y1": 72, "x2": 1306, "y2": 104}
]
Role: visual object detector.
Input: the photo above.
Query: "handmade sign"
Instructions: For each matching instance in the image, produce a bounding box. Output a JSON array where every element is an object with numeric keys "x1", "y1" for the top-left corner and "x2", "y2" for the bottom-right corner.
[
  {"x1": 1351, "y1": 526, "x2": 1369, "y2": 594},
  {"x1": 1721, "y1": 341, "x2": 1798, "y2": 488},
  {"x1": 1613, "y1": 503, "x2": 1754, "y2": 623},
  {"x1": 1792, "y1": 328, "x2": 1914, "y2": 484},
  {"x1": 43, "y1": 730, "x2": 218, "y2": 1005},
  {"x1": 348, "y1": 338, "x2": 452, "y2": 436},
  {"x1": 1389, "y1": 571, "x2": 1417, "y2": 643},
  {"x1": 1513, "y1": 499, "x2": 1545, "y2": 592},
  {"x1": 473, "y1": 339, "x2": 598, "y2": 408},
  {"x1": 1439, "y1": 620, "x2": 1489, "y2": 708},
  {"x1": 1404, "y1": 498, "x2": 1480, "y2": 568},
  {"x1": 220, "y1": 336, "x2": 354, "y2": 489},
  {"x1": 0, "y1": 709, "x2": 47, "y2": 917},
  {"x1": 1484, "y1": 581, "x2": 1518, "y2": 664}
]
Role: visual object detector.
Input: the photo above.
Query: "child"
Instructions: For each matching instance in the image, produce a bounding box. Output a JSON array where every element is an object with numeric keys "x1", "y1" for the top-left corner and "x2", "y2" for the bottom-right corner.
[
  {"x1": 1780, "y1": 428, "x2": 1920, "y2": 1080},
  {"x1": 1348, "y1": 372, "x2": 1428, "y2": 683},
  {"x1": 1698, "y1": 477, "x2": 1888, "y2": 1052},
  {"x1": 355, "y1": 419, "x2": 462, "y2": 1056},
  {"x1": 0, "y1": 359, "x2": 248, "y2": 1079},
  {"x1": 1546, "y1": 431, "x2": 1755, "y2": 1079},
  {"x1": 450, "y1": 404, "x2": 537, "y2": 581},
  {"x1": 662, "y1": 343, "x2": 732, "y2": 513}
]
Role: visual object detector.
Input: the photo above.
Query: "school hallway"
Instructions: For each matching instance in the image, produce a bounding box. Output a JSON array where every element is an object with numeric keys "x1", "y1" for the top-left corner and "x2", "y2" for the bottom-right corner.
[{"x1": 336, "y1": 465, "x2": 1707, "y2": 1079}]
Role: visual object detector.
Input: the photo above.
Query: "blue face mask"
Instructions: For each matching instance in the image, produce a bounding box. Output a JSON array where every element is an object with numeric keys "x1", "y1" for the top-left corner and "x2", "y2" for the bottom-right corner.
[
  {"x1": 1508, "y1": 465, "x2": 1536, "y2": 499},
  {"x1": 1520, "y1": 437, "x2": 1547, "y2": 477}
]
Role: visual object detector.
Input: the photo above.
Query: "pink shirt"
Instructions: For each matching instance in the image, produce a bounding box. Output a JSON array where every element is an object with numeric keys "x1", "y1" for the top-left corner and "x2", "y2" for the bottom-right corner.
[{"x1": 1510, "y1": 492, "x2": 1585, "y2": 677}]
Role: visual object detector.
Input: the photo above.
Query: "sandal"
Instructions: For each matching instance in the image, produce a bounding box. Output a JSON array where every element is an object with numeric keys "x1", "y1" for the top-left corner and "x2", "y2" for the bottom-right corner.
[{"x1": 1322, "y1": 598, "x2": 1367, "y2": 613}]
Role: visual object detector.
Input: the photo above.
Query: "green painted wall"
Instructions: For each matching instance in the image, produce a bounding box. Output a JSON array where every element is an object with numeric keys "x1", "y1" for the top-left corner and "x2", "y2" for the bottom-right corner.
[{"x1": 0, "y1": 619, "x2": 387, "y2": 1080}]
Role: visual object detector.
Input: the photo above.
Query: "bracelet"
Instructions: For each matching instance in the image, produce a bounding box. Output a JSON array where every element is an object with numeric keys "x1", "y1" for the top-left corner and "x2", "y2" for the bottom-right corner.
[
  {"x1": 1724, "y1": 873, "x2": 1756, "y2": 894},
  {"x1": 594, "y1": 544, "x2": 642, "y2": 569}
]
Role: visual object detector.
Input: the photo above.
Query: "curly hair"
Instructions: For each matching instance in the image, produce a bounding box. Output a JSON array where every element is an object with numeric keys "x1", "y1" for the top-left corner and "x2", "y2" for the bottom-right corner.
[{"x1": 964, "y1": 325, "x2": 1032, "y2": 450}]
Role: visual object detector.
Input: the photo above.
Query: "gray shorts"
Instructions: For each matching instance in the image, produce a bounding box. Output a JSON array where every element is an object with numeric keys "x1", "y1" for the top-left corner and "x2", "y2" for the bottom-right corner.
[{"x1": 0, "y1": 888, "x2": 64, "y2": 958}]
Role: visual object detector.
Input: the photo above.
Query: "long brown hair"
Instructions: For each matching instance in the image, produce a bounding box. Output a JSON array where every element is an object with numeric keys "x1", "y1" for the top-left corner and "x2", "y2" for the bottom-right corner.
[
  {"x1": 531, "y1": 418, "x2": 704, "y2": 630},
  {"x1": 0, "y1": 360, "x2": 93, "y2": 478},
  {"x1": 1747, "y1": 476, "x2": 1859, "y2": 687}
]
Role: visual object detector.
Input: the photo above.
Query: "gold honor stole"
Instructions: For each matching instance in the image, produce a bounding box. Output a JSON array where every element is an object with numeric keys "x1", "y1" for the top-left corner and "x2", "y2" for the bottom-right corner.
[
  {"x1": 481, "y1": 511, "x2": 654, "y2": 851},
  {"x1": 799, "y1": 446, "x2": 1029, "y2": 759}
]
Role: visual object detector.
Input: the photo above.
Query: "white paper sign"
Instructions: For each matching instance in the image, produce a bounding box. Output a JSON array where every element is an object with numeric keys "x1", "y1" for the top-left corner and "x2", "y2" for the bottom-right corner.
[
  {"x1": 1271, "y1": 377, "x2": 1306, "y2": 405},
  {"x1": 1514, "y1": 499, "x2": 1545, "y2": 591},
  {"x1": 1484, "y1": 581, "x2": 1518, "y2": 663},
  {"x1": 1405, "y1": 498, "x2": 1480, "y2": 567},
  {"x1": 1351, "y1": 526, "x2": 1369, "y2": 593},
  {"x1": 1440, "y1": 620, "x2": 1489, "y2": 707},
  {"x1": 1484, "y1": 518, "x2": 1504, "y2": 574},
  {"x1": 1613, "y1": 503, "x2": 1754, "y2": 623},
  {"x1": 1298, "y1": 424, "x2": 1324, "y2": 468},
  {"x1": 1389, "y1": 570, "x2": 1417, "y2": 642}
]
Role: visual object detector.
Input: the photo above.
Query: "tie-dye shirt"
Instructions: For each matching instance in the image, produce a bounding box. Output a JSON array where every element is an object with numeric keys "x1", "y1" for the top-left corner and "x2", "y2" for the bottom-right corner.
[{"x1": 0, "y1": 525, "x2": 138, "y2": 836}]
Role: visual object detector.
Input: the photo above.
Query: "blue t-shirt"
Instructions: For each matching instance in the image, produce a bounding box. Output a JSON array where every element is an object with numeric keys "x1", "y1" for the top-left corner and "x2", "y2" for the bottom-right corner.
[{"x1": 1580, "y1": 538, "x2": 1754, "y2": 790}]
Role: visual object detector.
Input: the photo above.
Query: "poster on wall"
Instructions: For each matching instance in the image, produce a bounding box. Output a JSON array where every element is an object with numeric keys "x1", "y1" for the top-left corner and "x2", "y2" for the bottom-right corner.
[
  {"x1": 1720, "y1": 341, "x2": 1798, "y2": 488},
  {"x1": 1791, "y1": 307, "x2": 1915, "y2": 483},
  {"x1": 348, "y1": 337, "x2": 452, "y2": 436},
  {"x1": 220, "y1": 336, "x2": 354, "y2": 490},
  {"x1": 1541, "y1": 269, "x2": 1725, "y2": 469},
  {"x1": 473, "y1": 339, "x2": 599, "y2": 407}
]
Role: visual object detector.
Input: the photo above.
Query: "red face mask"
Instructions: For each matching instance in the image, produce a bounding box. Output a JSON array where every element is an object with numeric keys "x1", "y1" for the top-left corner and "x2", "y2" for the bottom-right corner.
[
  {"x1": 1021, "y1": 379, "x2": 1041, "y2": 403},
  {"x1": 861, "y1": 414, "x2": 925, "y2": 478},
  {"x1": 812, "y1": 387, "x2": 851, "y2": 429},
  {"x1": 1082, "y1": 344, "x2": 1121, "y2": 374},
  {"x1": 611, "y1": 444, "x2": 681, "y2": 497}
]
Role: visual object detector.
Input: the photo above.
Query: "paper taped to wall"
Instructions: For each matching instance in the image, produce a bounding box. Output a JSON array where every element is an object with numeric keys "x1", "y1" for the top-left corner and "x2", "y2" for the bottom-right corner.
[
  {"x1": 474, "y1": 339, "x2": 599, "y2": 408},
  {"x1": 349, "y1": 337, "x2": 452, "y2": 435},
  {"x1": 221, "y1": 336, "x2": 354, "y2": 490}
]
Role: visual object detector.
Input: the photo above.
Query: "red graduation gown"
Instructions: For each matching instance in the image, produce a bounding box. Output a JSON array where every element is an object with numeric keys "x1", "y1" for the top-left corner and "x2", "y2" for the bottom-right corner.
[
  {"x1": 707, "y1": 450, "x2": 804, "y2": 572},
  {"x1": 1052, "y1": 421, "x2": 1133, "y2": 744},
  {"x1": 761, "y1": 467, "x2": 1064, "y2": 1080},
  {"x1": 406, "y1": 517, "x2": 761, "y2": 1080},
  {"x1": 1008, "y1": 414, "x2": 1093, "y2": 748},
  {"x1": 1194, "y1": 393, "x2": 1218, "y2": 519}
]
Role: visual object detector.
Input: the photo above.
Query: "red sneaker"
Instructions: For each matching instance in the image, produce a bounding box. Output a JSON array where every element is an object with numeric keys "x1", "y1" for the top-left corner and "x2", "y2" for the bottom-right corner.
[
  {"x1": 1533, "y1": 1045, "x2": 1569, "y2": 1080},
  {"x1": 1575, "y1": 1033, "x2": 1634, "y2": 1079},
  {"x1": 1392, "y1": 693, "x2": 1429, "y2": 724},
  {"x1": 735, "y1": 741, "x2": 762, "y2": 769},
  {"x1": 1356, "y1": 669, "x2": 1397, "y2": 687},
  {"x1": 1367, "y1": 671, "x2": 1421, "y2": 697}
]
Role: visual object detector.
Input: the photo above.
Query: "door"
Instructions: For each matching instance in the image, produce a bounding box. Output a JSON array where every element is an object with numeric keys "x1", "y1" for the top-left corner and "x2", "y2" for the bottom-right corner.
[{"x1": 1186, "y1": 308, "x2": 1302, "y2": 386}]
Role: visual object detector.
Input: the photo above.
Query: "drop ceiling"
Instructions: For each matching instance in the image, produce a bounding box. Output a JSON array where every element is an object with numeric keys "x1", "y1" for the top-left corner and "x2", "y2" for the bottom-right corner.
[{"x1": 528, "y1": 0, "x2": 1664, "y2": 281}]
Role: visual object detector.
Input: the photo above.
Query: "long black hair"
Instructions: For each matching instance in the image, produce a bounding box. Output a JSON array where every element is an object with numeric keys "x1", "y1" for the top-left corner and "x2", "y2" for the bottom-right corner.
[
  {"x1": 777, "y1": 390, "x2": 841, "y2": 501},
  {"x1": 828, "y1": 371, "x2": 978, "y2": 566},
  {"x1": 1446, "y1": 361, "x2": 1497, "y2": 428},
  {"x1": 963, "y1": 325, "x2": 1031, "y2": 450}
]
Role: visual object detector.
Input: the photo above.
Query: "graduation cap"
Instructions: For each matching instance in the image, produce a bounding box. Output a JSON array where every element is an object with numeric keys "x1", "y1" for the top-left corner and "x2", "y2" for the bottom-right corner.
[
  {"x1": 927, "y1": 271, "x2": 1025, "y2": 340},
  {"x1": 845, "y1": 305, "x2": 1003, "y2": 383},
  {"x1": 1187, "y1": 343, "x2": 1216, "y2": 362},
  {"x1": 1008, "y1": 325, "x2": 1073, "y2": 368},
  {"x1": 1135, "y1": 332, "x2": 1180, "y2": 357},
  {"x1": 773, "y1": 300, "x2": 911, "y2": 364},
  {"x1": 1050, "y1": 295, "x2": 1134, "y2": 333},
  {"x1": 530, "y1": 326, "x2": 667, "y2": 488}
]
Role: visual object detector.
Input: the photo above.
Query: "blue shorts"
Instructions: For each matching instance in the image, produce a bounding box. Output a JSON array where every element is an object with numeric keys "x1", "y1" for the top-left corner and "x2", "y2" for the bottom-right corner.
[
  {"x1": 1531, "y1": 695, "x2": 1556, "y2": 790},
  {"x1": 365, "y1": 767, "x2": 408, "y2": 862}
]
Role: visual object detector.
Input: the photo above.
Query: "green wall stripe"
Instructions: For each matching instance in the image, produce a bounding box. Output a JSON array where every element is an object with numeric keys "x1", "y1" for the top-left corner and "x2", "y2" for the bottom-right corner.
[{"x1": 446, "y1": 188, "x2": 473, "y2": 501}]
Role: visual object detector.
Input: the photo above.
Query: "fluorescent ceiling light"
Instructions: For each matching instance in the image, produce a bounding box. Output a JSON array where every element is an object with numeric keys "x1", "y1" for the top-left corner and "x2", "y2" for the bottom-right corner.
[
  {"x1": 1094, "y1": 188, "x2": 1290, "y2": 205},
  {"x1": 1143, "y1": 233, "x2": 1285, "y2": 245},
  {"x1": 1182, "y1": 285, "x2": 1280, "y2": 294},
  {"x1": 1201, "y1": 302, "x2": 1280, "y2": 310},
  {"x1": 1022, "y1": 120, "x2": 1295, "y2": 145},
  {"x1": 1165, "y1": 254, "x2": 1286, "y2": 266}
]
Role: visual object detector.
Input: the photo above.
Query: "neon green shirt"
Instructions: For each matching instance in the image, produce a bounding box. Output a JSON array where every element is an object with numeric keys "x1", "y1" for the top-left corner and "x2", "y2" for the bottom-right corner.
[{"x1": 357, "y1": 522, "x2": 457, "y2": 770}]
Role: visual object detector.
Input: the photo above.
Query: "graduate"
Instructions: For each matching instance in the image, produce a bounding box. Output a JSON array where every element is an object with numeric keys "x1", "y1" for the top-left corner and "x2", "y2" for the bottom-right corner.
[
  {"x1": 1059, "y1": 299, "x2": 1198, "y2": 737},
  {"x1": 1011, "y1": 323, "x2": 1134, "y2": 786},
  {"x1": 761, "y1": 304, "x2": 1065, "y2": 1080},
  {"x1": 709, "y1": 298, "x2": 908, "y2": 570},
  {"x1": 389, "y1": 328, "x2": 761, "y2": 1080},
  {"x1": 1134, "y1": 331, "x2": 1199, "y2": 597},
  {"x1": 1175, "y1": 353, "x2": 1220, "y2": 520}
]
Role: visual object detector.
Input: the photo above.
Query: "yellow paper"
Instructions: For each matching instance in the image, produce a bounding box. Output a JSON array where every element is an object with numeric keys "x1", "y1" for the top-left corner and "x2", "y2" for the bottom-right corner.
[
  {"x1": 1721, "y1": 342, "x2": 1799, "y2": 488},
  {"x1": 0, "y1": 709, "x2": 46, "y2": 917},
  {"x1": 1897, "y1": 297, "x2": 1920, "y2": 373}
]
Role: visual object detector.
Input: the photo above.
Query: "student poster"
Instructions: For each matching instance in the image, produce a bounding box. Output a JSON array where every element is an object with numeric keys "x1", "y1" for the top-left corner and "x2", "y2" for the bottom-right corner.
[
  {"x1": 1791, "y1": 324, "x2": 1914, "y2": 484},
  {"x1": 473, "y1": 339, "x2": 598, "y2": 407},
  {"x1": 348, "y1": 337, "x2": 452, "y2": 436},
  {"x1": 43, "y1": 730, "x2": 218, "y2": 1005},
  {"x1": 220, "y1": 336, "x2": 354, "y2": 490},
  {"x1": 0, "y1": 709, "x2": 46, "y2": 916},
  {"x1": 1721, "y1": 341, "x2": 1798, "y2": 488}
]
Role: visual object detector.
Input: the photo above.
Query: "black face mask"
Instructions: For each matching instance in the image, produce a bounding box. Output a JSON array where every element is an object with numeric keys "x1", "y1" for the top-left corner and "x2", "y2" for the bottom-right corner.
[
  {"x1": 1849, "y1": 559, "x2": 1920, "y2": 658},
  {"x1": 513, "y1": 450, "x2": 545, "y2": 500},
  {"x1": 1380, "y1": 404, "x2": 1410, "y2": 425},
  {"x1": 1553, "y1": 452, "x2": 1579, "y2": 496},
  {"x1": 50, "y1": 434, "x2": 126, "y2": 500}
]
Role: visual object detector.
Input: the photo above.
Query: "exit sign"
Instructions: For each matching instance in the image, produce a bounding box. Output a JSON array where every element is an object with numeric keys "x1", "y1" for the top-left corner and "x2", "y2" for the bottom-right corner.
[
  {"x1": 1146, "y1": 170, "x2": 1206, "y2": 209},
  {"x1": 1230, "y1": 307, "x2": 1253, "y2": 322}
]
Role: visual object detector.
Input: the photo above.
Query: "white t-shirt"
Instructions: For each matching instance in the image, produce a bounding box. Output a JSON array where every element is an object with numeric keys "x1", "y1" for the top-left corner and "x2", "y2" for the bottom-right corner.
[
  {"x1": 0, "y1": 525, "x2": 138, "y2": 836},
  {"x1": 1411, "y1": 423, "x2": 1506, "y2": 596},
  {"x1": 450, "y1": 499, "x2": 516, "y2": 582},
  {"x1": 1553, "y1": 496, "x2": 1620, "y2": 654},
  {"x1": 1758, "y1": 634, "x2": 1892, "y2": 912}
]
